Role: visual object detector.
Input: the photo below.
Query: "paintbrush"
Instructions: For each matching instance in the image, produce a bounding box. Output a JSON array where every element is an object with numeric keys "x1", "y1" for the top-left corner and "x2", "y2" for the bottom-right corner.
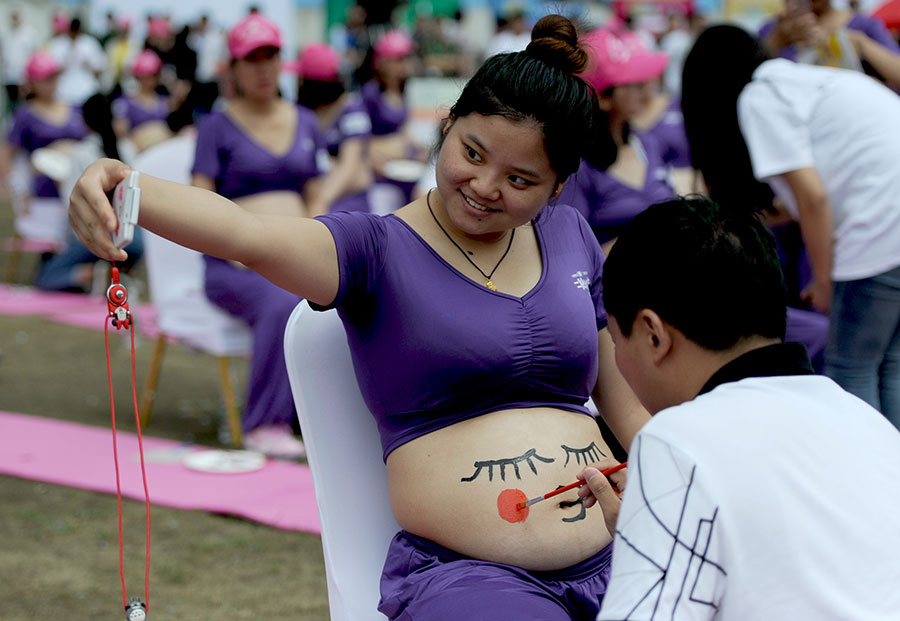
[{"x1": 516, "y1": 462, "x2": 627, "y2": 510}]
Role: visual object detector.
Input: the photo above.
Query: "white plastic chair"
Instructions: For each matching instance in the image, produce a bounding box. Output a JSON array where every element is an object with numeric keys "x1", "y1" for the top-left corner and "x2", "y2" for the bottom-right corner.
[
  {"x1": 284, "y1": 301, "x2": 400, "y2": 621},
  {"x1": 132, "y1": 135, "x2": 252, "y2": 445},
  {"x1": 3, "y1": 152, "x2": 68, "y2": 283}
]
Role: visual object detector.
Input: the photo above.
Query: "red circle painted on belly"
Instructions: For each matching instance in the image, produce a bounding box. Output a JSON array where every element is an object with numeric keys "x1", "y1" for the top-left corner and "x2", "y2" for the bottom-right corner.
[{"x1": 497, "y1": 488, "x2": 529, "y2": 523}]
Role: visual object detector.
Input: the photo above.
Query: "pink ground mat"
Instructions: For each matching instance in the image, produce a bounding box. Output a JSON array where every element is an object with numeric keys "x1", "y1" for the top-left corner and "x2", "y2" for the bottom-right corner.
[
  {"x1": 0, "y1": 284, "x2": 160, "y2": 336},
  {"x1": 0, "y1": 411, "x2": 321, "y2": 534}
]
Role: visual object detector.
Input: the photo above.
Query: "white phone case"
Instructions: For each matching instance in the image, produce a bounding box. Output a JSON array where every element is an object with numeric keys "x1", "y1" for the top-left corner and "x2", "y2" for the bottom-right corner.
[{"x1": 111, "y1": 171, "x2": 141, "y2": 249}]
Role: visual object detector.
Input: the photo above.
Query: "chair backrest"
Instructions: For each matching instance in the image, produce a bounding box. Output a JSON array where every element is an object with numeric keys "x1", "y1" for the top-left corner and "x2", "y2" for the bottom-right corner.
[
  {"x1": 284, "y1": 301, "x2": 399, "y2": 621},
  {"x1": 133, "y1": 135, "x2": 251, "y2": 356}
]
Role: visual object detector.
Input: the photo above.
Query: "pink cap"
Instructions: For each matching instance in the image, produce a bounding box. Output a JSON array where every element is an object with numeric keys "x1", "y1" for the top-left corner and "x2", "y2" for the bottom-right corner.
[
  {"x1": 148, "y1": 17, "x2": 172, "y2": 39},
  {"x1": 26, "y1": 51, "x2": 62, "y2": 82},
  {"x1": 374, "y1": 30, "x2": 414, "y2": 60},
  {"x1": 284, "y1": 43, "x2": 341, "y2": 81},
  {"x1": 131, "y1": 50, "x2": 163, "y2": 77},
  {"x1": 580, "y1": 29, "x2": 668, "y2": 92},
  {"x1": 52, "y1": 14, "x2": 70, "y2": 35},
  {"x1": 228, "y1": 14, "x2": 282, "y2": 59}
]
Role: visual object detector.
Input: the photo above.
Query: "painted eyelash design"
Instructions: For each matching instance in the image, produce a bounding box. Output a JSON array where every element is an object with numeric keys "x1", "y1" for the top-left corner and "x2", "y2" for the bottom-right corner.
[
  {"x1": 561, "y1": 442, "x2": 606, "y2": 467},
  {"x1": 460, "y1": 448, "x2": 555, "y2": 482}
]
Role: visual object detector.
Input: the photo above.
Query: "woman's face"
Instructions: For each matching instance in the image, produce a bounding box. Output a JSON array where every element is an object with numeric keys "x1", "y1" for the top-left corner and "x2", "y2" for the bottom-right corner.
[
  {"x1": 137, "y1": 74, "x2": 159, "y2": 92},
  {"x1": 232, "y1": 46, "x2": 281, "y2": 100},
  {"x1": 435, "y1": 113, "x2": 559, "y2": 242},
  {"x1": 376, "y1": 55, "x2": 412, "y2": 89},
  {"x1": 30, "y1": 75, "x2": 58, "y2": 101},
  {"x1": 604, "y1": 80, "x2": 656, "y2": 123}
]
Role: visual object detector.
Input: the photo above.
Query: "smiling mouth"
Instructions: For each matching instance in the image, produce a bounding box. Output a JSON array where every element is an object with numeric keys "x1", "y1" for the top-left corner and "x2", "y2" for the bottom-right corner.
[{"x1": 461, "y1": 191, "x2": 498, "y2": 213}]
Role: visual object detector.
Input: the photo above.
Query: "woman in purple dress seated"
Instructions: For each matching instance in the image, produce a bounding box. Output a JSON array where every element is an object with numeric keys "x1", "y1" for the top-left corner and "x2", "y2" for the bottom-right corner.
[
  {"x1": 188, "y1": 14, "x2": 335, "y2": 458},
  {"x1": 71, "y1": 15, "x2": 649, "y2": 619},
  {"x1": 5, "y1": 51, "x2": 86, "y2": 215},
  {"x1": 112, "y1": 49, "x2": 170, "y2": 146}
]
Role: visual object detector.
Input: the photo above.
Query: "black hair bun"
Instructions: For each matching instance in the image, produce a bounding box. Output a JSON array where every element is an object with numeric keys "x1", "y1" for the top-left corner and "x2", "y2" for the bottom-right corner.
[{"x1": 526, "y1": 15, "x2": 588, "y2": 74}]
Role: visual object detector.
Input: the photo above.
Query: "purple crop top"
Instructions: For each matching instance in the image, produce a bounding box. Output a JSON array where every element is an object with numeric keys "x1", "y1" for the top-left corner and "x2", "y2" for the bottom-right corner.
[
  {"x1": 558, "y1": 132, "x2": 675, "y2": 244},
  {"x1": 7, "y1": 105, "x2": 87, "y2": 197},
  {"x1": 113, "y1": 95, "x2": 169, "y2": 131},
  {"x1": 360, "y1": 81, "x2": 407, "y2": 136},
  {"x1": 312, "y1": 205, "x2": 607, "y2": 460},
  {"x1": 323, "y1": 95, "x2": 372, "y2": 156},
  {"x1": 192, "y1": 106, "x2": 327, "y2": 199}
]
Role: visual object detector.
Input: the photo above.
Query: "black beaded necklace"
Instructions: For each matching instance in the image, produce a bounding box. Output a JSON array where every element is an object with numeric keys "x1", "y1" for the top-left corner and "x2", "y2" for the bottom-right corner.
[{"x1": 426, "y1": 188, "x2": 515, "y2": 291}]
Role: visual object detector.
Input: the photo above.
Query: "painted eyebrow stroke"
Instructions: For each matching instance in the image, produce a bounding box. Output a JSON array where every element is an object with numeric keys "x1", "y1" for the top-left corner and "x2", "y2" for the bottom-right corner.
[
  {"x1": 460, "y1": 448, "x2": 555, "y2": 482},
  {"x1": 562, "y1": 442, "x2": 606, "y2": 467}
]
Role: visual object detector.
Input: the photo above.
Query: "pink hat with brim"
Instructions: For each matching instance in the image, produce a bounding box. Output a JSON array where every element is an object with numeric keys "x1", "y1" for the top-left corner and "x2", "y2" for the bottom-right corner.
[
  {"x1": 374, "y1": 30, "x2": 414, "y2": 60},
  {"x1": 26, "y1": 52, "x2": 62, "y2": 82},
  {"x1": 228, "y1": 14, "x2": 282, "y2": 59},
  {"x1": 52, "y1": 14, "x2": 70, "y2": 35},
  {"x1": 148, "y1": 17, "x2": 173, "y2": 38},
  {"x1": 581, "y1": 29, "x2": 668, "y2": 92},
  {"x1": 131, "y1": 50, "x2": 163, "y2": 77},
  {"x1": 284, "y1": 43, "x2": 341, "y2": 81}
]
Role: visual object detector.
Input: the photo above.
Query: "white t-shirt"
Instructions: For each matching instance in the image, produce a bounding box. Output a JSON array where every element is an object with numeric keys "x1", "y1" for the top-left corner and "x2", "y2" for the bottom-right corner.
[
  {"x1": 737, "y1": 59, "x2": 900, "y2": 281},
  {"x1": 598, "y1": 373, "x2": 900, "y2": 620},
  {"x1": 0, "y1": 25, "x2": 37, "y2": 84},
  {"x1": 48, "y1": 34, "x2": 108, "y2": 106}
]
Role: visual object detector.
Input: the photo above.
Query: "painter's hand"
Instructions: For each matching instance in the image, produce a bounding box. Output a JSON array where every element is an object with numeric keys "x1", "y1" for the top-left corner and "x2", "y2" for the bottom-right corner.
[
  {"x1": 577, "y1": 460, "x2": 626, "y2": 536},
  {"x1": 69, "y1": 158, "x2": 132, "y2": 262}
]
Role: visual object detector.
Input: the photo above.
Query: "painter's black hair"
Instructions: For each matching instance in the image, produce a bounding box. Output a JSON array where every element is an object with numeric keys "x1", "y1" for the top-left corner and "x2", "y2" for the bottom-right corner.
[{"x1": 603, "y1": 196, "x2": 787, "y2": 350}]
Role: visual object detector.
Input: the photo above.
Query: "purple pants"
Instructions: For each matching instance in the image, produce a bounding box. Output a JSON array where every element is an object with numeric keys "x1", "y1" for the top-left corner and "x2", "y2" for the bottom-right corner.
[
  {"x1": 203, "y1": 256, "x2": 300, "y2": 432},
  {"x1": 379, "y1": 531, "x2": 613, "y2": 620}
]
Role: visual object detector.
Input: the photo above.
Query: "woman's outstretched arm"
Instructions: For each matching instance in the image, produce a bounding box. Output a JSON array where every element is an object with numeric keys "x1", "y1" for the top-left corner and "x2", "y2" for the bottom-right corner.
[{"x1": 69, "y1": 158, "x2": 340, "y2": 305}]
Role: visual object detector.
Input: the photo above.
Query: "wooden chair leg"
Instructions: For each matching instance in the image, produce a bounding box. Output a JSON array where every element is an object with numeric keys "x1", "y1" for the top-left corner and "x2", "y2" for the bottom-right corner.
[
  {"x1": 217, "y1": 356, "x2": 243, "y2": 447},
  {"x1": 139, "y1": 335, "x2": 167, "y2": 427},
  {"x1": 4, "y1": 238, "x2": 21, "y2": 284}
]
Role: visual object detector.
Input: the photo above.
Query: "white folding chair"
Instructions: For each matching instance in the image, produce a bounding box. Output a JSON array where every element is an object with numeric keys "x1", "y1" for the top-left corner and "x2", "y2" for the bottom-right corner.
[
  {"x1": 284, "y1": 301, "x2": 400, "y2": 621},
  {"x1": 3, "y1": 152, "x2": 68, "y2": 283},
  {"x1": 133, "y1": 135, "x2": 252, "y2": 445}
]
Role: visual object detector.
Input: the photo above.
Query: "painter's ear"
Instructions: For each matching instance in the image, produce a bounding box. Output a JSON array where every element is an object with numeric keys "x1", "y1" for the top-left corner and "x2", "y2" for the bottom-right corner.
[{"x1": 637, "y1": 309, "x2": 673, "y2": 366}]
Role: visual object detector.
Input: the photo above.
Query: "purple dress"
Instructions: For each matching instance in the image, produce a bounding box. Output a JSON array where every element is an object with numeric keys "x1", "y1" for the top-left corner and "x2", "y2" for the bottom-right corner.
[
  {"x1": 321, "y1": 95, "x2": 372, "y2": 213},
  {"x1": 112, "y1": 95, "x2": 168, "y2": 131},
  {"x1": 360, "y1": 80, "x2": 407, "y2": 136},
  {"x1": 7, "y1": 105, "x2": 86, "y2": 197},
  {"x1": 312, "y1": 205, "x2": 613, "y2": 617},
  {"x1": 643, "y1": 97, "x2": 692, "y2": 169},
  {"x1": 192, "y1": 106, "x2": 327, "y2": 432},
  {"x1": 557, "y1": 132, "x2": 674, "y2": 244},
  {"x1": 759, "y1": 14, "x2": 900, "y2": 82}
]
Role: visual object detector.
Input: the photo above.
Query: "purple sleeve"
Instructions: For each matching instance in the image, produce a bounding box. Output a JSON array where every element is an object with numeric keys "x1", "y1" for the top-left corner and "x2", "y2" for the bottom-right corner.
[
  {"x1": 7, "y1": 107, "x2": 28, "y2": 150},
  {"x1": 758, "y1": 19, "x2": 777, "y2": 42},
  {"x1": 191, "y1": 113, "x2": 221, "y2": 180},
  {"x1": 337, "y1": 99, "x2": 373, "y2": 141},
  {"x1": 572, "y1": 208, "x2": 608, "y2": 330},
  {"x1": 853, "y1": 15, "x2": 900, "y2": 51},
  {"x1": 309, "y1": 212, "x2": 387, "y2": 310}
]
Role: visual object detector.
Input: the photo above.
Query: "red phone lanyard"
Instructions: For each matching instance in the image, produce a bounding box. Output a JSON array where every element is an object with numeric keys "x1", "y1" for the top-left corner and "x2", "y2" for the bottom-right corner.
[{"x1": 104, "y1": 264, "x2": 151, "y2": 620}]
